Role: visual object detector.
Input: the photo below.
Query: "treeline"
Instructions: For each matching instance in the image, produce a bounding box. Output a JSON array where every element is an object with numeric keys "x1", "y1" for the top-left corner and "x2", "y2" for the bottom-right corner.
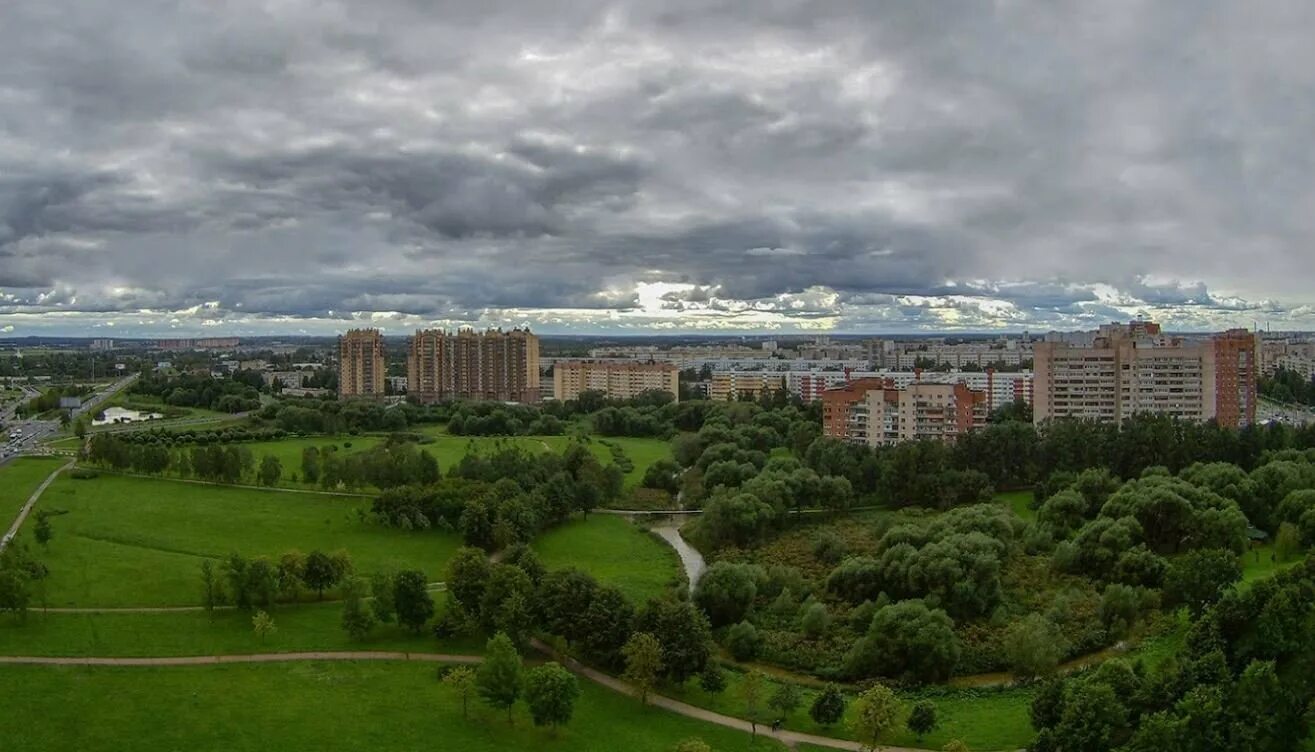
[
  {"x1": 200, "y1": 549, "x2": 355, "y2": 611},
  {"x1": 252, "y1": 398, "x2": 445, "y2": 435},
  {"x1": 372, "y1": 442, "x2": 624, "y2": 548},
  {"x1": 1260, "y1": 366, "x2": 1315, "y2": 406},
  {"x1": 130, "y1": 372, "x2": 261, "y2": 413},
  {"x1": 14, "y1": 383, "x2": 93, "y2": 418},
  {"x1": 87, "y1": 432, "x2": 440, "y2": 490},
  {"x1": 1030, "y1": 556, "x2": 1315, "y2": 751}
]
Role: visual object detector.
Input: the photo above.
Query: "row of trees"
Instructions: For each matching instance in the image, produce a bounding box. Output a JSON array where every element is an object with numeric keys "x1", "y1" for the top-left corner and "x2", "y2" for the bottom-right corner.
[
  {"x1": 130, "y1": 371, "x2": 261, "y2": 413},
  {"x1": 200, "y1": 549, "x2": 354, "y2": 611},
  {"x1": 1260, "y1": 366, "x2": 1315, "y2": 406}
]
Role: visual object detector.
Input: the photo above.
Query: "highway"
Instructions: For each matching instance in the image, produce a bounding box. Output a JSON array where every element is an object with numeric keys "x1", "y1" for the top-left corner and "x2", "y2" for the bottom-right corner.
[{"x1": 1, "y1": 372, "x2": 139, "y2": 464}]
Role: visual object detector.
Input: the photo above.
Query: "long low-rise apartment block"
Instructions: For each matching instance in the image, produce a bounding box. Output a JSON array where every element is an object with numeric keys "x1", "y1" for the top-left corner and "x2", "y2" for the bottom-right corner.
[
  {"x1": 553, "y1": 360, "x2": 680, "y2": 401},
  {"x1": 710, "y1": 369, "x2": 1032, "y2": 411}
]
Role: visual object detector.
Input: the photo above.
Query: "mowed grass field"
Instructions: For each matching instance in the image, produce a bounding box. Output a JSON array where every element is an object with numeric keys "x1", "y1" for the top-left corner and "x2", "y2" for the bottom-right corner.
[
  {"x1": 532, "y1": 515, "x2": 682, "y2": 602},
  {"x1": 0, "y1": 456, "x2": 67, "y2": 524},
  {"x1": 0, "y1": 662, "x2": 785, "y2": 752},
  {"x1": 0, "y1": 600, "x2": 482, "y2": 658},
  {"x1": 671, "y1": 667, "x2": 1034, "y2": 751},
  {"x1": 17, "y1": 473, "x2": 461, "y2": 607},
  {"x1": 995, "y1": 489, "x2": 1036, "y2": 521}
]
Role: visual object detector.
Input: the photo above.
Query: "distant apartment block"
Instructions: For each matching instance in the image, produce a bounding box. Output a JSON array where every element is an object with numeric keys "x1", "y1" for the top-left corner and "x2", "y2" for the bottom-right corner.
[
  {"x1": 408, "y1": 328, "x2": 540, "y2": 404},
  {"x1": 1033, "y1": 322, "x2": 1258, "y2": 428},
  {"x1": 707, "y1": 368, "x2": 1032, "y2": 411},
  {"x1": 822, "y1": 377, "x2": 988, "y2": 446},
  {"x1": 708, "y1": 372, "x2": 786, "y2": 401},
  {"x1": 338, "y1": 329, "x2": 387, "y2": 398},
  {"x1": 553, "y1": 360, "x2": 679, "y2": 401},
  {"x1": 90, "y1": 338, "x2": 115, "y2": 351},
  {"x1": 154, "y1": 337, "x2": 240, "y2": 351}
]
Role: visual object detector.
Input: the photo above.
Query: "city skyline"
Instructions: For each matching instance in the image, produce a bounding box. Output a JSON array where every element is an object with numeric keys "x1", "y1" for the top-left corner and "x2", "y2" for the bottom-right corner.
[{"x1": 5, "y1": 3, "x2": 1315, "y2": 338}]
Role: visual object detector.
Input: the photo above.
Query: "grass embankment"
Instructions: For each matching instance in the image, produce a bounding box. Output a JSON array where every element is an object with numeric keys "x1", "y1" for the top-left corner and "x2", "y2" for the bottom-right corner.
[
  {"x1": 0, "y1": 661, "x2": 785, "y2": 752},
  {"x1": 666, "y1": 666, "x2": 1034, "y2": 751},
  {"x1": 16, "y1": 474, "x2": 460, "y2": 607},
  {"x1": 0, "y1": 456, "x2": 67, "y2": 524},
  {"x1": 532, "y1": 516, "x2": 682, "y2": 602}
]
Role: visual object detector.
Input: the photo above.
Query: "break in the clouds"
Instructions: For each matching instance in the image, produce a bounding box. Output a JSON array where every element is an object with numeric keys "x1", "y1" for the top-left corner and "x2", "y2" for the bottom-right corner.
[{"x1": 3, "y1": 0, "x2": 1315, "y2": 336}]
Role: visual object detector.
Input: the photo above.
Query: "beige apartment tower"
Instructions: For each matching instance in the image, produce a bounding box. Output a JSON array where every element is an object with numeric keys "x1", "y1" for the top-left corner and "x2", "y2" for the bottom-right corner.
[
  {"x1": 1033, "y1": 322, "x2": 1257, "y2": 429},
  {"x1": 553, "y1": 360, "x2": 680, "y2": 402},
  {"x1": 338, "y1": 329, "x2": 387, "y2": 398},
  {"x1": 408, "y1": 328, "x2": 540, "y2": 403}
]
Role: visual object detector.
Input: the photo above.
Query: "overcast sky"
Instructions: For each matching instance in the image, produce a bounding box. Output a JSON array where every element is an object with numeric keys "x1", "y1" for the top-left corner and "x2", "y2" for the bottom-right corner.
[{"x1": 2, "y1": 1, "x2": 1314, "y2": 338}]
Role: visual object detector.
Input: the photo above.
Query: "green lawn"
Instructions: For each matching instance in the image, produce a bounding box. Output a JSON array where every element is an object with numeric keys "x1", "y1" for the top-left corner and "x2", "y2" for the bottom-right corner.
[
  {"x1": 1241, "y1": 543, "x2": 1302, "y2": 584},
  {"x1": 995, "y1": 489, "x2": 1036, "y2": 522},
  {"x1": 532, "y1": 516, "x2": 682, "y2": 602},
  {"x1": 0, "y1": 600, "x2": 481, "y2": 657},
  {"x1": 0, "y1": 456, "x2": 67, "y2": 525},
  {"x1": 16, "y1": 473, "x2": 461, "y2": 607},
  {"x1": 413, "y1": 427, "x2": 669, "y2": 489},
  {"x1": 0, "y1": 661, "x2": 785, "y2": 752},
  {"x1": 668, "y1": 666, "x2": 1034, "y2": 751}
]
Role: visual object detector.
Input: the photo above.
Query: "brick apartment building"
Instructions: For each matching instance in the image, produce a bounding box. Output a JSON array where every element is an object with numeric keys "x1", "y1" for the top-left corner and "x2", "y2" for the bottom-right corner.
[
  {"x1": 822, "y1": 377, "x2": 989, "y2": 446},
  {"x1": 407, "y1": 328, "x2": 540, "y2": 404},
  {"x1": 338, "y1": 329, "x2": 387, "y2": 398}
]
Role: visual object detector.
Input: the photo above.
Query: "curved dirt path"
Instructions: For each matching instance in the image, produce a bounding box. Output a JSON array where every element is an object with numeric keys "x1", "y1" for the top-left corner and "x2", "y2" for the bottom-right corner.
[{"x1": 0, "y1": 458, "x2": 73, "y2": 552}]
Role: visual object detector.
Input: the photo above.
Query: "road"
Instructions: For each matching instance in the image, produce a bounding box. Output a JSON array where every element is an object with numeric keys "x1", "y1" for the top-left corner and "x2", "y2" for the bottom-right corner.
[{"x1": 0, "y1": 373, "x2": 137, "y2": 463}]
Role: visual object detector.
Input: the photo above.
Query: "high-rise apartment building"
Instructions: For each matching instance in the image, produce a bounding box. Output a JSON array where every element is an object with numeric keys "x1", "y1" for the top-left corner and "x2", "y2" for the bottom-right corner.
[
  {"x1": 338, "y1": 329, "x2": 387, "y2": 398},
  {"x1": 708, "y1": 372, "x2": 786, "y2": 401},
  {"x1": 553, "y1": 360, "x2": 680, "y2": 402},
  {"x1": 1032, "y1": 322, "x2": 1257, "y2": 428},
  {"x1": 822, "y1": 377, "x2": 988, "y2": 446},
  {"x1": 408, "y1": 328, "x2": 540, "y2": 403}
]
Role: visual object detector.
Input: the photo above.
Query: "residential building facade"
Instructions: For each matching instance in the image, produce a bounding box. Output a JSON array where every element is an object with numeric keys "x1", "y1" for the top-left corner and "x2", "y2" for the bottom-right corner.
[
  {"x1": 338, "y1": 329, "x2": 386, "y2": 398},
  {"x1": 553, "y1": 360, "x2": 680, "y2": 402},
  {"x1": 1033, "y1": 322, "x2": 1258, "y2": 428},
  {"x1": 822, "y1": 378, "x2": 988, "y2": 446},
  {"x1": 408, "y1": 328, "x2": 540, "y2": 403}
]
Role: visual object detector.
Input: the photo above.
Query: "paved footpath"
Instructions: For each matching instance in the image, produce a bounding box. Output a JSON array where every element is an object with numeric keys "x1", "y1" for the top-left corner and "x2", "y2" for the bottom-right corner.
[{"x1": 0, "y1": 459, "x2": 73, "y2": 553}]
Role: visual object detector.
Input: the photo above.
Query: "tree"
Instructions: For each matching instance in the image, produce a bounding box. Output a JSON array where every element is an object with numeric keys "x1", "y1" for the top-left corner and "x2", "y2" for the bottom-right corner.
[
  {"x1": 768, "y1": 681, "x2": 804, "y2": 721},
  {"x1": 200, "y1": 559, "x2": 223, "y2": 613},
  {"x1": 851, "y1": 683, "x2": 901, "y2": 752},
  {"x1": 1001, "y1": 614, "x2": 1068, "y2": 682},
  {"x1": 447, "y1": 547, "x2": 491, "y2": 614},
  {"x1": 301, "y1": 446, "x2": 320, "y2": 484},
  {"x1": 524, "y1": 662, "x2": 580, "y2": 731},
  {"x1": 810, "y1": 683, "x2": 846, "y2": 728},
  {"x1": 34, "y1": 512, "x2": 52, "y2": 548},
  {"x1": 444, "y1": 666, "x2": 476, "y2": 720},
  {"x1": 258, "y1": 455, "x2": 282, "y2": 486},
  {"x1": 302, "y1": 550, "x2": 339, "y2": 599},
  {"x1": 252, "y1": 610, "x2": 276, "y2": 642},
  {"x1": 622, "y1": 631, "x2": 663, "y2": 705},
  {"x1": 741, "y1": 670, "x2": 766, "y2": 739},
  {"x1": 725, "y1": 620, "x2": 762, "y2": 661},
  {"x1": 340, "y1": 576, "x2": 377, "y2": 641},
  {"x1": 392, "y1": 569, "x2": 435, "y2": 633},
  {"x1": 907, "y1": 699, "x2": 938, "y2": 741},
  {"x1": 477, "y1": 632, "x2": 523, "y2": 724},
  {"x1": 245, "y1": 557, "x2": 279, "y2": 609},
  {"x1": 844, "y1": 600, "x2": 960, "y2": 684},
  {"x1": 1274, "y1": 522, "x2": 1302, "y2": 562},
  {"x1": 698, "y1": 665, "x2": 727, "y2": 696},
  {"x1": 800, "y1": 601, "x2": 830, "y2": 638},
  {"x1": 277, "y1": 550, "x2": 306, "y2": 603},
  {"x1": 1163, "y1": 548, "x2": 1242, "y2": 616},
  {"x1": 693, "y1": 562, "x2": 763, "y2": 626},
  {"x1": 635, "y1": 598, "x2": 713, "y2": 683}
]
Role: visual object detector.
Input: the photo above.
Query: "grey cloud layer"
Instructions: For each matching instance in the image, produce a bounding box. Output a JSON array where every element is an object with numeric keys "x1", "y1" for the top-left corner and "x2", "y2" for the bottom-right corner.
[{"x1": 2, "y1": 0, "x2": 1315, "y2": 334}]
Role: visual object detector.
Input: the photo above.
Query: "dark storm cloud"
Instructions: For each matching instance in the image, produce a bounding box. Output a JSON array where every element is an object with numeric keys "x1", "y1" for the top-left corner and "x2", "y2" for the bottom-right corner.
[{"x1": 2, "y1": 0, "x2": 1315, "y2": 334}]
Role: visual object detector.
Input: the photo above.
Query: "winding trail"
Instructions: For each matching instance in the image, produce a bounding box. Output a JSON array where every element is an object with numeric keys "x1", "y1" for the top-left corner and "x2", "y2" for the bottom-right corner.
[{"x1": 0, "y1": 458, "x2": 73, "y2": 553}]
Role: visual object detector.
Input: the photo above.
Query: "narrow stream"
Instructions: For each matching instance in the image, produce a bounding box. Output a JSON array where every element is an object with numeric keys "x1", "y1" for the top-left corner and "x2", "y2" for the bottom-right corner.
[{"x1": 651, "y1": 523, "x2": 706, "y2": 591}]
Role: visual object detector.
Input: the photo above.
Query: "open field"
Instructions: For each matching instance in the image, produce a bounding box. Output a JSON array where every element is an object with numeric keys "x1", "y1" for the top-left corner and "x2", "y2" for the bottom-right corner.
[
  {"x1": 1241, "y1": 543, "x2": 1302, "y2": 584},
  {"x1": 0, "y1": 661, "x2": 785, "y2": 752},
  {"x1": 668, "y1": 666, "x2": 1034, "y2": 751},
  {"x1": 15, "y1": 473, "x2": 460, "y2": 607},
  {"x1": 532, "y1": 515, "x2": 682, "y2": 602},
  {"x1": 0, "y1": 456, "x2": 66, "y2": 524},
  {"x1": 995, "y1": 489, "x2": 1035, "y2": 521},
  {"x1": 0, "y1": 600, "x2": 480, "y2": 657}
]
